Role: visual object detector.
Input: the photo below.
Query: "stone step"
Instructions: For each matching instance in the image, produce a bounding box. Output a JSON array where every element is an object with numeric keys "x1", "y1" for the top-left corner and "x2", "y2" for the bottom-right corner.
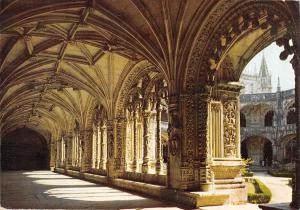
[
  {"x1": 214, "y1": 179, "x2": 244, "y2": 185},
  {"x1": 214, "y1": 183, "x2": 246, "y2": 190}
]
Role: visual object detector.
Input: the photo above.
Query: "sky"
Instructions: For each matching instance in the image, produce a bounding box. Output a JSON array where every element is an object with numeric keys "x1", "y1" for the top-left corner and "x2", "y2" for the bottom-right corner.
[{"x1": 242, "y1": 42, "x2": 295, "y2": 92}]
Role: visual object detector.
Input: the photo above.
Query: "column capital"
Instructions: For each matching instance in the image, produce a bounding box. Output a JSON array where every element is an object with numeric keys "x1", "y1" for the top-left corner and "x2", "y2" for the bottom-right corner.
[{"x1": 142, "y1": 110, "x2": 151, "y2": 118}]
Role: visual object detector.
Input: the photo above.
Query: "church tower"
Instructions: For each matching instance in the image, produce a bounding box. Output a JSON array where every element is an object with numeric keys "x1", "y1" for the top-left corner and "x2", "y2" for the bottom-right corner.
[{"x1": 257, "y1": 53, "x2": 272, "y2": 93}]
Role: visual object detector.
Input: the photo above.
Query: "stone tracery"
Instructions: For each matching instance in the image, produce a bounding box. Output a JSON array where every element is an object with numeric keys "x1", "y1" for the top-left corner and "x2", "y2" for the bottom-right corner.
[{"x1": 1, "y1": 0, "x2": 299, "y2": 208}]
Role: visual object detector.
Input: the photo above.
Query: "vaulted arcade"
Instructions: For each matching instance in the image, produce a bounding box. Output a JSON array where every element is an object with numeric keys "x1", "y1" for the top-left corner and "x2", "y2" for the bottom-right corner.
[{"x1": 1, "y1": 0, "x2": 299, "y2": 208}]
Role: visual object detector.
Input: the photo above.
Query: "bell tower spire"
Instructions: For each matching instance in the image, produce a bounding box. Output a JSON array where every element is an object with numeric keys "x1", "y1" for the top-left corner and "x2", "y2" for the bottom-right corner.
[{"x1": 257, "y1": 52, "x2": 272, "y2": 93}]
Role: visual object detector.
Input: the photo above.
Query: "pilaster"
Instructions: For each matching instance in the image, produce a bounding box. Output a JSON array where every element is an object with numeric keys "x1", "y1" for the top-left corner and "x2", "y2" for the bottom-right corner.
[
  {"x1": 197, "y1": 91, "x2": 213, "y2": 192},
  {"x1": 114, "y1": 117, "x2": 126, "y2": 175},
  {"x1": 99, "y1": 125, "x2": 106, "y2": 169},
  {"x1": 80, "y1": 130, "x2": 93, "y2": 173},
  {"x1": 106, "y1": 120, "x2": 116, "y2": 179},
  {"x1": 64, "y1": 134, "x2": 73, "y2": 171},
  {"x1": 155, "y1": 100, "x2": 163, "y2": 174},
  {"x1": 142, "y1": 110, "x2": 151, "y2": 173},
  {"x1": 132, "y1": 109, "x2": 138, "y2": 172},
  {"x1": 49, "y1": 138, "x2": 56, "y2": 171},
  {"x1": 209, "y1": 82, "x2": 246, "y2": 201}
]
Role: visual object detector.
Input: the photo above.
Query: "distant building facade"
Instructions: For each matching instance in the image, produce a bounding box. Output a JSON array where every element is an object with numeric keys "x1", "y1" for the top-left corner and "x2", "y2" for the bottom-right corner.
[
  {"x1": 240, "y1": 54, "x2": 272, "y2": 94},
  {"x1": 240, "y1": 56, "x2": 296, "y2": 170}
]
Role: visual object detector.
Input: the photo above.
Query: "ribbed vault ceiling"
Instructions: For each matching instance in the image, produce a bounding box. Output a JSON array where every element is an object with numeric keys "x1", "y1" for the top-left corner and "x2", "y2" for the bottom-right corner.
[{"x1": 0, "y1": 0, "x2": 298, "y2": 140}]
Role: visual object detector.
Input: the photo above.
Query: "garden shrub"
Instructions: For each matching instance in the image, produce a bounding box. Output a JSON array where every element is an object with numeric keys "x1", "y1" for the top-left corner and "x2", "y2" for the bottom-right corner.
[
  {"x1": 241, "y1": 158, "x2": 254, "y2": 177},
  {"x1": 247, "y1": 178, "x2": 272, "y2": 204},
  {"x1": 268, "y1": 169, "x2": 293, "y2": 178}
]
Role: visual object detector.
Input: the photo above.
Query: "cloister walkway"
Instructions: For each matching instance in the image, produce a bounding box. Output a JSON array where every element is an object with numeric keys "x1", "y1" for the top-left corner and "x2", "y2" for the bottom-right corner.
[
  {"x1": 1, "y1": 171, "x2": 185, "y2": 209},
  {"x1": 254, "y1": 172, "x2": 292, "y2": 204}
]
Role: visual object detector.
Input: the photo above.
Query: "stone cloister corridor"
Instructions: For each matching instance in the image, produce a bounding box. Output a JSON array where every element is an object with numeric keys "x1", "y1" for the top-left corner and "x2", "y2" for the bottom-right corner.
[{"x1": 0, "y1": 0, "x2": 299, "y2": 209}]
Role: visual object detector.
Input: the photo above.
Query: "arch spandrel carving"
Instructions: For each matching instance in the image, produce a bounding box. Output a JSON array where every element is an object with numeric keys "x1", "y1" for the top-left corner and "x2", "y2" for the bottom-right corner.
[{"x1": 184, "y1": 1, "x2": 298, "y2": 90}]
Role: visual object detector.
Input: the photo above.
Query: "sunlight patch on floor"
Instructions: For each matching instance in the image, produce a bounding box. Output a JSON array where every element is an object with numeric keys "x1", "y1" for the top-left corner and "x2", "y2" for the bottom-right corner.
[
  {"x1": 33, "y1": 179, "x2": 95, "y2": 186},
  {"x1": 26, "y1": 174, "x2": 72, "y2": 179},
  {"x1": 23, "y1": 171, "x2": 55, "y2": 175},
  {"x1": 45, "y1": 187, "x2": 147, "y2": 201}
]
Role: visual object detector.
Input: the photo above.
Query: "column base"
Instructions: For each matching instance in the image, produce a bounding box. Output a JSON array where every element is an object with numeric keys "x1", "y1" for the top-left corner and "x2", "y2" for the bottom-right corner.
[
  {"x1": 99, "y1": 161, "x2": 106, "y2": 170},
  {"x1": 155, "y1": 160, "x2": 164, "y2": 175},
  {"x1": 142, "y1": 160, "x2": 150, "y2": 173},
  {"x1": 200, "y1": 182, "x2": 213, "y2": 192},
  {"x1": 132, "y1": 160, "x2": 138, "y2": 172}
]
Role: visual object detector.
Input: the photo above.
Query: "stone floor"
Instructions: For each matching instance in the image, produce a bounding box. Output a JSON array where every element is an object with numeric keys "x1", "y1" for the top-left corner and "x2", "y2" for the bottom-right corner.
[
  {"x1": 1, "y1": 171, "x2": 186, "y2": 209},
  {"x1": 0, "y1": 171, "x2": 293, "y2": 210}
]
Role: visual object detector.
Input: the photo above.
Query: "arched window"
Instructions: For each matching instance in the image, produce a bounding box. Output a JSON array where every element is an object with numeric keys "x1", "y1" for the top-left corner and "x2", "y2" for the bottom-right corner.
[
  {"x1": 240, "y1": 112, "x2": 246, "y2": 127},
  {"x1": 287, "y1": 103, "x2": 296, "y2": 124},
  {"x1": 264, "y1": 110, "x2": 274, "y2": 127}
]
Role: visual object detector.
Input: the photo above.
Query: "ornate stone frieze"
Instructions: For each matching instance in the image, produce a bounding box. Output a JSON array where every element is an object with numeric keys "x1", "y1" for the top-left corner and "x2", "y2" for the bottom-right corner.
[
  {"x1": 107, "y1": 124, "x2": 114, "y2": 159},
  {"x1": 223, "y1": 100, "x2": 237, "y2": 158},
  {"x1": 115, "y1": 117, "x2": 126, "y2": 171}
]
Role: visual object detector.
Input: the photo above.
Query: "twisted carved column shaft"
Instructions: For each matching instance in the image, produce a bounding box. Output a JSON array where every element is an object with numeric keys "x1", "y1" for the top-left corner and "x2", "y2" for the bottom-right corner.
[
  {"x1": 142, "y1": 111, "x2": 150, "y2": 173},
  {"x1": 65, "y1": 135, "x2": 73, "y2": 169},
  {"x1": 132, "y1": 110, "x2": 138, "y2": 171},
  {"x1": 143, "y1": 112, "x2": 150, "y2": 159},
  {"x1": 94, "y1": 127, "x2": 99, "y2": 168},
  {"x1": 99, "y1": 126, "x2": 105, "y2": 168},
  {"x1": 156, "y1": 102, "x2": 163, "y2": 173},
  {"x1": 80, "y1": 130, "x2": 93, "y2": 173}
]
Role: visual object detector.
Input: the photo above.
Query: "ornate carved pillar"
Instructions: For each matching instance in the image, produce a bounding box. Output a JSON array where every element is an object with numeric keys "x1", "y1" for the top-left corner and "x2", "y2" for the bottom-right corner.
[
  {"x1": 99, "y1": 124, "x2": 105, "y2": 169},
  {"x1": 155, "y1": 100, "x2": 163, "y2": 174},
  {"x1": 167, "y1": 95, "x2": 183, "y2": 189},
  {"x1": 210, "y1": 83, "x2": 246, "y2": 199},
  {"x1": 50, "y1": 137, "x2": 56, "y2": 171},
  {"x1": 56, "y1": 139, "x2": 61, "y2": 167},
  {"x1": 106, "y1": 120, "x2": 116, "y2": 179},
  {"x1": 94, "y1": 125, "x2": 99, "y2": 169},
  {"x1": 132, "y1": 109, "x2": 138, "y2": 172},
  {"x1": 78, "y1": 131, "x2": 84, "y2": 167},
  {"x1": 167, "y1": 89, "x2": 215, "y2": 191},
  {"x1": 291, "y1": 53, "x2": 300, "y2": 208},
  {"x1": 81, "y1": 130, "x2": 93, "y2": 173},
  {"x1": 114, "y1": 117, "x2": 126, "y2": 174},
  {"x1": 142, "y1": 110, "x2": 151, "y2": 173},
  {"x1": 198, "y1": 91, "x2": 213, "y2": 192},
  {"x1": 65, "y1": 134, "x2": 73, "y2": 171}
]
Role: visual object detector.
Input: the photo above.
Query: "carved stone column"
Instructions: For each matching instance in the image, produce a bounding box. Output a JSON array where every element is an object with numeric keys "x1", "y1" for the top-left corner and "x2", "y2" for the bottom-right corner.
[
  {"x1": 65, "y1": 134, "x2": 73, "y2": 171},
  {"x1": 132, "y1": 109, "x2": 138, "y2": 172},
  {"x1": 50, "y1": 138, "x2": 56, "y2": 171},
  {"x1": 56, "y1": 139, "x2": 61, "y2": 167},
  {"x1": 142, "y1": 111, "x2": 151, "y2": 173},
  {"x1": 198, "y1": 92, "x2": 213, "y2": 192},
  {"x1": 81, "y1": 130, "x2": 93, "y2": 173},
  {"x1": 167, "y1": 95, "x2": 183, "y2": 189},
  {"x1": 106, "y1": 120, "x2": 116, "y2": 179},
  {"x1": 94, "y1": 125, "x2": 99, "y2": 169},
  {"x1": 290, "y1": 54, "x2": 300, "y2": 208},
  {"x1": 114, "y1": 117, "x2": 126, "y2": 174},
  {"x1": 210, "y1": 83, "x2": 246, "y2": 202},
  {"x1": 155, "y1": 101, "x2": 163, "y2": 174},
  {"x1": 99, "y1": 125, "x2": 105, "y2": 169}
]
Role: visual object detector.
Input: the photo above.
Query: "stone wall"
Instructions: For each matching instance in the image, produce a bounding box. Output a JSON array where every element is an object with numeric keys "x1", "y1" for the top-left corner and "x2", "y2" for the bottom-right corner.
[{"x1": 1, "y1": 128, "x2": 49, "y2": 170}]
